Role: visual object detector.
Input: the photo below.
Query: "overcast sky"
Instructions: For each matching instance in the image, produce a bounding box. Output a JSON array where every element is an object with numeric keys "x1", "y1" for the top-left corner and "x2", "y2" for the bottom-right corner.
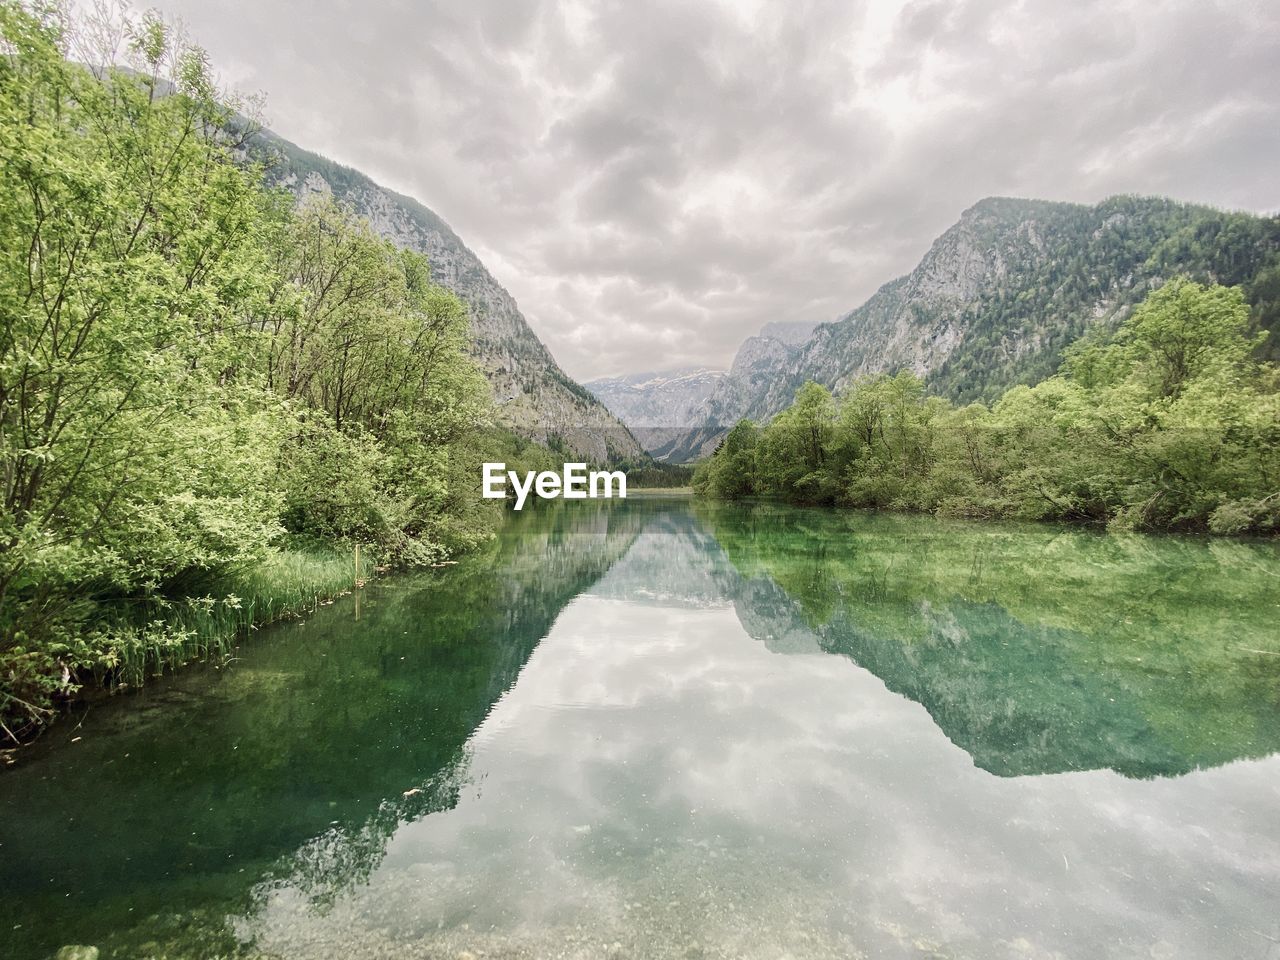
[{"x1": 148, "y1": 0, "x2": 1280, "y2": 381}]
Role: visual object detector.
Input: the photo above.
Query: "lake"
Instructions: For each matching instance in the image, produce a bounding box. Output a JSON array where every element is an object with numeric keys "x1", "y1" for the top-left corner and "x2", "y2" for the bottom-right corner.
[{"x1": 3, "y1": 495, "x2": 1280, "y2": 959}]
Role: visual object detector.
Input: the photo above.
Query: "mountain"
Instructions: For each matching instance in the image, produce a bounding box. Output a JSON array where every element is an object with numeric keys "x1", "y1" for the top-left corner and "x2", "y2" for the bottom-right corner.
[
  {"x1": 755, "y1": 321, "x2": 820, "y2": 346},
  {"x1": 650, "y1": 321, "x2": 818, "y2": 463},
  {"x1": 764, "y1": 195, "x2": 1280, "y2": 414},
  {"x1": 251, "y1": 130, "x2": 643, "y2": 464},
  {"x1": 672, "y1": 195, "x2": 1280, "y2": 457},
  {"x1": 584, "y1": 367, "x2": 726, "y2": 459},
  {"x1": 585, "y1": 321, "x2": 819, "y2": 463}
]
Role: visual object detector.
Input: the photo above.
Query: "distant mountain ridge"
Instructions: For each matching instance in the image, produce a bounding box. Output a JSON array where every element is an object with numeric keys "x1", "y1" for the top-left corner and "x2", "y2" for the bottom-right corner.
[
  {"x1": 585, "y1": 319, "x2": 824, "y2": 462},
  {"x1": 251, "y1": 130, "x2": 643, "y2": 464},
  {"x1": 658, "y1": 321, "x2": 819, "y2": 462},
  {"x1": 659, "y1": 195, "x2": 1280, "y2": 460},
  {"x1": 586, "y1": 367, "x2": 728, "y2": 428},
  {"x1": 585, "y1": 366, "x2": 727, "y2": 459}
]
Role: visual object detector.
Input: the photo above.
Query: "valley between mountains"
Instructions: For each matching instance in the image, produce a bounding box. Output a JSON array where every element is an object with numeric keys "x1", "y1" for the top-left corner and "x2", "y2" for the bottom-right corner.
[
  {"x1": 245, "y1": 130, "x2": 1280, "y2": 469},
  {"x1": 224, "y1": 112, "x2": 1280, "y2": 471},
  {"x1": 5, "y1": 7, "x2": 1280, "y2": 958}
]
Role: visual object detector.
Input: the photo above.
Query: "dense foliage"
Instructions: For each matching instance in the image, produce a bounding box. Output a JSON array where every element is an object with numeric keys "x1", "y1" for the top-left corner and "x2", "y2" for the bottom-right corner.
[
  {"x1": 619, "y1": 460, "x2": 695, "y2": 488},
  {"x1": 0, "y1": 5, "x2": 503, "y2": 740},
  {"x1": 695, "y1": 279, "x2": 1280, "y2": 536}
]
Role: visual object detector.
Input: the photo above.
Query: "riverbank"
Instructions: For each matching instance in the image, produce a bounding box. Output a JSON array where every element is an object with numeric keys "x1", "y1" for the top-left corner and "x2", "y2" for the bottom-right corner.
[
  {"x1": 1, "y1": 541, "x2": 376, "y2": 752},
  {"x1": 4, "y1": 486, "x2": 681, "y2": 750},
  {"x1": 692, "y1": 491, "x2": 1280, "y2": 541}
]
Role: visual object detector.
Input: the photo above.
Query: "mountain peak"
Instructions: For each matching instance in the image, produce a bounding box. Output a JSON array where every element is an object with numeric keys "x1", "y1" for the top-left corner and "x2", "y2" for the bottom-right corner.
[{"x1": 958, "y1": 195, "x2": 1081, "y2": 223}]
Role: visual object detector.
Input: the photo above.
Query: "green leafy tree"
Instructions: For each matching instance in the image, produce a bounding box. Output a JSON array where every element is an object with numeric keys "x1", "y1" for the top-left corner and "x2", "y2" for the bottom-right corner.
[
  {"x1": 692, "y1": 420, "x2": 759, "y2": 500},
  {"x1": 0, "y1": 4, "x2": 290, "y2": 733},
  {"x1": 754, "y1": 382, "x2": 837, "y2": 502}
]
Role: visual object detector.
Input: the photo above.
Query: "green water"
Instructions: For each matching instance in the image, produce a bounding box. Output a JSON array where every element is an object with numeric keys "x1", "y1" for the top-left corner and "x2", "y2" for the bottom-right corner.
[{"x1": 3, "y1": 496, "x2": 1280, "y2": 959}]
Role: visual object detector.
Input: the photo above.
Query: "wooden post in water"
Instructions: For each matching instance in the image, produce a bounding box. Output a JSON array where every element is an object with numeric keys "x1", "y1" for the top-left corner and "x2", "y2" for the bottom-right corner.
[{"x1": 354, "y1": 543, "x2": 363, "y2": 620}]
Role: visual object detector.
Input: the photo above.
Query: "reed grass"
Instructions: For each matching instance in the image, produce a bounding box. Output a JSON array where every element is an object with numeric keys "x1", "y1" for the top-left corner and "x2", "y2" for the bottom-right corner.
[{"x1": 92, "y1": 543, "x2": 373, "y2": 690}]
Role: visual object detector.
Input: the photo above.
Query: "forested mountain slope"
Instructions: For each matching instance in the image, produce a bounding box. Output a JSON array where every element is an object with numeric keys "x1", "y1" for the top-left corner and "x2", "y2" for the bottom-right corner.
[
  {"x1": 756, "y1": 195, "x2": 1280, "y2": 418},
  {"x1": 252, "y1": 130, "x2": 643, "y2": 463}
]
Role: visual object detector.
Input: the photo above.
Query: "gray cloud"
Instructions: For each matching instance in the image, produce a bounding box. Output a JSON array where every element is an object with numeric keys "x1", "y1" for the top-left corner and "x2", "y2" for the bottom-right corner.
[{"x1": 148, "y1": 0, "x2": 1280, "y2": 380}]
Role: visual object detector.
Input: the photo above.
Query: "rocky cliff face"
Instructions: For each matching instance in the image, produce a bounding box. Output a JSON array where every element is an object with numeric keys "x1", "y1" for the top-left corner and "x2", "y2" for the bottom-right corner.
[
  {"x1": 747, "y1": 197, "x2": 1076, "y2": 418},
  {"x1": 253, "y1": 131, "x2": 643, "y2": 464}
]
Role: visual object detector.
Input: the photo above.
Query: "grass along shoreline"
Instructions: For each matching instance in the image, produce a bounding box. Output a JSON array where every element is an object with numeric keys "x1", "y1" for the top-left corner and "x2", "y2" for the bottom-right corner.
[{"x1": 1, "y1": 542, "x2": 377, "y2": 753}]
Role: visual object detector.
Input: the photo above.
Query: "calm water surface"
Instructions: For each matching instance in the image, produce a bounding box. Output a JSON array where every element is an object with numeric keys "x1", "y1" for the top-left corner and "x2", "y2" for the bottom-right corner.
[{"x1": 3, "y1": 496, "x2": 1280, "y2": 959}]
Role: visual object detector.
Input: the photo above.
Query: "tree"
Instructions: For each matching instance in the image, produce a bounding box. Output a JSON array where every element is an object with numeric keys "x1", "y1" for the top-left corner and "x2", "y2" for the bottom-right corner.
[
  {"x1": 692, "y1": 420, "x2": 759, "y2": 500},
  {"x1": 754, "y1": 382, "x2": 837, "y2": 502},
  {"x1": 0, "y1": 2, "x2": 289, "y2": 735},
  {"x1": 1066, "y1": 278, "x2": 1263, "y2": 398}
]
